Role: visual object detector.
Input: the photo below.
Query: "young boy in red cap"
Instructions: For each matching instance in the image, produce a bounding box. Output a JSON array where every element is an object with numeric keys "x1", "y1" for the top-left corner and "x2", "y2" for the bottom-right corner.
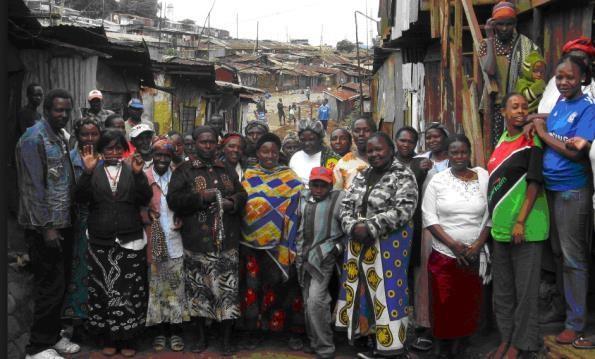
[{"x1": 296, "y1": 167, "x2": 346, "y2": 359}]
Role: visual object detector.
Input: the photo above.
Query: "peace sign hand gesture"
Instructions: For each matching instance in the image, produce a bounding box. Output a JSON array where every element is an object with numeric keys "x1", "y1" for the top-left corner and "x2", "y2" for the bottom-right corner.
[{"x1": 81, "y1": 145, "x2": 99, "y2": 174}]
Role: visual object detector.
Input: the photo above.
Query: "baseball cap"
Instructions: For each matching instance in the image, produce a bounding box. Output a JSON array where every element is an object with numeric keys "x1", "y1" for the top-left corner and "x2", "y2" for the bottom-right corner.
[
  {"x1": 130, "y1": 123, "x2": 154, "y2": 139},
  {"x1": 309, "y1": 167, "x2": 334, "y2": 185},
  {"x1": 88, "y1": 89, "x2": 102, "y2": 101},
  {"x1": 128, "y1": 98, "x2": 144, "y2": 110}
]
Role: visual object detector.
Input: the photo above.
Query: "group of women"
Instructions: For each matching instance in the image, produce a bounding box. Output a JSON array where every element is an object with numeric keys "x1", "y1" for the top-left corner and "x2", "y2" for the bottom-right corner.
[{"x1": 56, "y1": 46, "x2": 594, "y2": 359}]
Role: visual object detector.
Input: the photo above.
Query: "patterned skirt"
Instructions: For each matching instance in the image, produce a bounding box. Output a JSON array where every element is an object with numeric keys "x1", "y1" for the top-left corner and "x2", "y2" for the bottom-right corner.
[
  {"x1": 185, "y1": 248, "x2": 240, "y2": 321},
  {"x1": 335, "y1": 224, "x2": 413, "y2": 356},
  {"x1": 146, "y1": 257, "x2": 191, "y2": 326},
  {"x1": 87, "y1": 243, "x2": 148, "y2": 341},
  {"x1": 62, "y1": 210, "x2": 89, "y2": 321},
  {"x1": 238, "y1": 246, "x2": 304, "y2": 333}
]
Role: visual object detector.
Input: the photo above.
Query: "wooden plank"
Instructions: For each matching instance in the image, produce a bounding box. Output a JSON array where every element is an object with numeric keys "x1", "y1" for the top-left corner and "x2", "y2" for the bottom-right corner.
[
  {"x1": 439, "y1": 0, "x2": 450, "y2": 123},
  {"x1": 453, "y1": 0, "x2": 463, "y2": 123},
  {"x1": 461, "y1": 78, "x2": 486, "y2": 167},
  {"x1": 460, "y1": 0, "x2": 483, "y2": 52},
  {"x1": 430, "y1": 0, "x2": 440, "y2": 38}
]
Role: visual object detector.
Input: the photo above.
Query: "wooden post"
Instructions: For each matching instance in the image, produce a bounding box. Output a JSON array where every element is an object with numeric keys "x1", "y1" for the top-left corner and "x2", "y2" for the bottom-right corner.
[
  {"x1": 449, "y1": 0, "x2": 463, "y2": 125},
  {"x1": 439, "y1": 0, "x2": 450, "y2": 124}
]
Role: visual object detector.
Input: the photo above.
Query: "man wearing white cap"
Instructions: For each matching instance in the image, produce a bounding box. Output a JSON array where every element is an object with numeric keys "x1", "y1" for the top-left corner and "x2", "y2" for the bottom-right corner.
[
  {"x1": 84, "y1": 89, "x2": 113, "y2": 127},
  {"x1": 125, "y1": 98, "x2": 154, "y2": 140},
  {"x1": 129, "y1": 123, "x2": 155, "y2": 171}
]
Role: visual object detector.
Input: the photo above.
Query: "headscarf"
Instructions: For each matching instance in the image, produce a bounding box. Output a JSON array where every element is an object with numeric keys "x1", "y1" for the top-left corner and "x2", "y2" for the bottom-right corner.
[
  {"x1": 220, "y1": 132, "x2": 243, "y2": 146},
  {"x1": 297, "y1": 118, "x2": 325, "y2": 138},
  {"x1": 193, "y1": 125, "x2": 218, "y2": 139},
  {"x1": 562, "y1": 36, "x2": 595, "y2": 58},
  {"x1": 282, "y1": 131, "x2": 300, "y2": 147},
  {"x1": 521, "y1": 51, "x2": 546, "y2": 80},
  {"x1": 492, "y1": 1, "x2": 516, "y2": 20},
  {"x1": 151, "y1": 135, "x2": 174, "y2": 154},
  {"x1": 244, "y1": 120, "x2": 269, "y2": 135}
]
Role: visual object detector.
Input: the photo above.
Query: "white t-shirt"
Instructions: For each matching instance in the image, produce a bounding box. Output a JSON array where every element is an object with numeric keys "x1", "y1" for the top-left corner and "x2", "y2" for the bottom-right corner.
[
  {"x1": 422, "y1": 167, "x2": 490, "y2": 258},
  {"x1": 289, "y1": 150, "x2": 322, "y2": 184},
  {"x1": 538, "y1": 76, "x2": 595, "y2": 114}
]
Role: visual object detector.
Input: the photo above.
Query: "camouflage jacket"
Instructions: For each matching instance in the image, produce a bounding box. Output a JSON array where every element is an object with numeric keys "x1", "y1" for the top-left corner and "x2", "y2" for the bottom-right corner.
[{"x1": 340, "y1": 158, "x2": 418, "y2": 239}]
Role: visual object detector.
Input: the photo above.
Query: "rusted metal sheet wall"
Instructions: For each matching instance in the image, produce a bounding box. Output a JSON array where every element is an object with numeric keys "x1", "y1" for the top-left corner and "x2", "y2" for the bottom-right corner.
[
  {"x1": 19, "y1": 49, "x2": 98, "y2": 132},
  {"x1": 373, "y1": 51, "x2": 404, "y2": 127},
  {"x1": 542, "y1": 2, "x2": 593, "y2": 79}
]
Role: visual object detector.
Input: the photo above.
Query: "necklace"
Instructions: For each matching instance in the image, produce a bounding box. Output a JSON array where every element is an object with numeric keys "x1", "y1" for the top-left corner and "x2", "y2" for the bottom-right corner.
[
  {"x1": 104, "y1": 165, "x2": 122, "y2": 192},
  {"x1": 450, "y1": 168, "x2": 475, "y2": 182}
]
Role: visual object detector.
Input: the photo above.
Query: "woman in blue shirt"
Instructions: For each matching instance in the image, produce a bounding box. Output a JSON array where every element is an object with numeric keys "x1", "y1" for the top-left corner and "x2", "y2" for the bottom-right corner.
[{"x1": 530, "y1": 54, "x2": 595, "y2": 345}]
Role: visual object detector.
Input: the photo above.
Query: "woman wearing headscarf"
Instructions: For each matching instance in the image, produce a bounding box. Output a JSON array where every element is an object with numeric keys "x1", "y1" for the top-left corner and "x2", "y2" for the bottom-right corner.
[
  {"x1": 487, "y1": 93, "x2": 549, "y2": 358},
  {"x1": 75, "y1": 129, "x2": 152, "y2": 357},
  {"x1": 281, "y1": 131, "x2": 302, "y2": 165},
  {"x1": 144, "y1": 136, "x2": 190, "y2": 353},
  {"x1": 62, "y1": 118, "x2": 101, "y2": 332},
  {"x1": 244, "y1": 120, "x2": 269, "y2": 167},
  {"x1": 239, "y1": 133, "x2": 305, "y2": 350},
  {"x1": 330, "y1": 127, "x2": 353, "y2": 158},
  {"x1": 422, "y1": 134, "x2": 491, "y2": 357},
  {"x1": 289, "y1": 119, "x2": 340, "y2": 185},
  {"x1": 335, "y1": 132, "x2": 418, "y2": 358},
  {"x1": 539, "y1": 37, "x2": 595, "y2": 114},
  {"x1": 167, "y1": 126, "x2": 247, "y2": 356},
  {"x1": 479, "y1": 1, "x2": 540, "y2": 150}
]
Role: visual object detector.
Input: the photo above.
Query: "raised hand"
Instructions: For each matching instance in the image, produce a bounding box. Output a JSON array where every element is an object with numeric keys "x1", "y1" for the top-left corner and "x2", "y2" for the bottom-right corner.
[
  {"x1": 131, "y1": 153, "x2": 145, "y2": 174},
  {"x1": 81, "y1": 145, "x2": 99, "y2": 174}
]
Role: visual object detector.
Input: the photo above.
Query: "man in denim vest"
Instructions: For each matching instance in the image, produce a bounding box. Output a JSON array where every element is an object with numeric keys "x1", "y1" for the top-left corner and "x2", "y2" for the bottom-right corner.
[{"x1": 16, "y1": 88, "x2": 80, "y2": 359}]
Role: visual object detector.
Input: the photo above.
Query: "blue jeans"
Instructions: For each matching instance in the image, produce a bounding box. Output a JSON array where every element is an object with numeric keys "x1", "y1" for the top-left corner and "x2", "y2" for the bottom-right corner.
[{"x1": 547, "y1": 187, "x2": 593, "y2": 332}]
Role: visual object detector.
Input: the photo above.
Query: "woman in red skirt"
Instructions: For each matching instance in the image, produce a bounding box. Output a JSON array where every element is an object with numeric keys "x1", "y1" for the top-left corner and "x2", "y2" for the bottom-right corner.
[{"x1": 421, "y1": 134, "x2": 492, "y2": 358}]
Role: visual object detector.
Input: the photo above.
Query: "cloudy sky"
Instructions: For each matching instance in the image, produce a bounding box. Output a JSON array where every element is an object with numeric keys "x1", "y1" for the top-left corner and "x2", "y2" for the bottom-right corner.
[{"x1": 163, "y1": 0, "x2": 379, "y2": 47}]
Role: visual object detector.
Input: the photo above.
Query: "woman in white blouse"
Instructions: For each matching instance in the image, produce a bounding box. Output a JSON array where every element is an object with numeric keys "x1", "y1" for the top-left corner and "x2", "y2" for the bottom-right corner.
[{"x1": 422, "y1": 134, "x2": 491, "y2": 358}]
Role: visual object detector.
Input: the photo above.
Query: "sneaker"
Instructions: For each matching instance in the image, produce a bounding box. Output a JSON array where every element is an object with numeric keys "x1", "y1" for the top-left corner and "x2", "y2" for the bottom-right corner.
[
  {"x1": 54, "y1": 336, "x2": 81, "y2": 354},
  {"x1": 25, "y1": 349, "x2": 64, "y2": 359}
]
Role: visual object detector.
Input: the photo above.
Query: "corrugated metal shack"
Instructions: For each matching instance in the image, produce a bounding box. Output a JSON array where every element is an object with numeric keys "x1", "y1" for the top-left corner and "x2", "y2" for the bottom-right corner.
[{"x1": 373, "y1": 0, "x2": 594, "y2": 166}]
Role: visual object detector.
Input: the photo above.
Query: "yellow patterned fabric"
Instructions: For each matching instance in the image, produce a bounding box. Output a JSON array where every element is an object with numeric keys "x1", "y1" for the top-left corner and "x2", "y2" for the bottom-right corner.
[{"x1": 241, "y1": 165, "x2": 303, "y2": 278}]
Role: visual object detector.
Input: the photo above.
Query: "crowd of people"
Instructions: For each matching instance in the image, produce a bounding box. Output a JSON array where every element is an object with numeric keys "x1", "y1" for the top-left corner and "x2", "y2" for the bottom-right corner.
[{"x1": 12, "y1": 3, "x2": 595, "y2": 359}]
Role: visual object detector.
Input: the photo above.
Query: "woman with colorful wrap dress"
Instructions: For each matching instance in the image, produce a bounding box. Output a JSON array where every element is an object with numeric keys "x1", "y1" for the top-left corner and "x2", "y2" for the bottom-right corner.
[
  {"x1": 335, "y1": 132, "x2": 418, "y2": 358},
  {"x1": 239, "y1": 132, "x2": 306, "y2": 350}
]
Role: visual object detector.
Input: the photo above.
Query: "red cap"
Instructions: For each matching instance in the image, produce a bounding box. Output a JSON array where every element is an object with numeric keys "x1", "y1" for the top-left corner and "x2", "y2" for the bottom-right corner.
[{"x1": 309, "y1": 167, "x2": 334, "y2": 184}]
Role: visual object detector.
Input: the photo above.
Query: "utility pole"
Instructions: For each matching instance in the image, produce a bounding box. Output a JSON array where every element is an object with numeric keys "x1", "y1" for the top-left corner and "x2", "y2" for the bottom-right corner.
[
  {"x1": 255, "y1": 21, "x2": 259, "y2": 53},
  {"x1": 158, "y1": 2, "x2": 164, "y2": 48},
  {"x1": 101, "y1": 0, "x2": 105, "y2": 27},
  {"x1": 320, "y1": 25, "x2": 323, "y2": 53},
  {"x1": 354, "y1": 11, "x2": 363, "y2": 114},
  {"x1": 236, "y1": 13, "x2": 239, "y2": 39}
]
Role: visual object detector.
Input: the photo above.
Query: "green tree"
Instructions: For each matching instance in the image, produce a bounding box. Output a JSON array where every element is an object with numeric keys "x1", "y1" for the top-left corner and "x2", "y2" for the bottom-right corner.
[
  {"x1": 67, "y1": 0, "x2": 119, "y2": 18},
  {"x1": 119, "y1": 0, "x2": 159, "y2": 19},
  {"x1": 336, "y1": 39, "x2": 355, "y2": 53}
]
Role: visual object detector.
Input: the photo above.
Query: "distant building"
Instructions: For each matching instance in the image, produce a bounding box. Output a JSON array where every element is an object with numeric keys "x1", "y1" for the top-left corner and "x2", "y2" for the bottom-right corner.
[{"x1": 290, "y1": 39, "x2": 310, "y2": 46}]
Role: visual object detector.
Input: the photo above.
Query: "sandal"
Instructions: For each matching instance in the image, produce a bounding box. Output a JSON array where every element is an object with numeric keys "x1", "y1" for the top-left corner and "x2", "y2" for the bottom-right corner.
[
  {"x1": 153, "y1": 335, "x2": 167, "y2": 352},
  {"x1": 170, "y1": 335, "x2": 185, "y2": 352},
  {"x1": 555, "y1": 329, "x2": 578, "y2": 344},
  {"x1": 101, "y1": 347, "x2": 117, "y2": 356},
  {"x1": 572, "y1": 336, "x2": 595, "y2": 349},
  {"x1": 410, "y1": 336, "x2": 433, "y2": 351},
  {"x1": 120, "y1": 348, "x2": 137, "y2": 357}
]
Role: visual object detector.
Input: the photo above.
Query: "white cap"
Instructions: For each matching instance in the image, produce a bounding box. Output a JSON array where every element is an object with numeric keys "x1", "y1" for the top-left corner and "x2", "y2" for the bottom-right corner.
[
  {"x1": 129, "y1": 123, "x2": 154, "y2": 139},
  {"x1": 88, "y1": 89, "x2": 102, "y2": 101}
]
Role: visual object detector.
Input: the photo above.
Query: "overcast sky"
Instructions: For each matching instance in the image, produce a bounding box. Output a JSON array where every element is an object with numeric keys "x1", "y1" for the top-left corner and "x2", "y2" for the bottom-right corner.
[{"x1": 163, "y1": 0, "x2": 379, "y2": 47}]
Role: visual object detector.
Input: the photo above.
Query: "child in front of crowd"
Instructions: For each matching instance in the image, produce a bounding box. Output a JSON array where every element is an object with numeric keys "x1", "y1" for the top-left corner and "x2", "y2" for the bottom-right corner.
[
  {"x1": 515, "y1": 50, "x2": 547, "y2": 113},
  {"x1": 296, "y1": 167, "x2": 346, "y2": 359}
]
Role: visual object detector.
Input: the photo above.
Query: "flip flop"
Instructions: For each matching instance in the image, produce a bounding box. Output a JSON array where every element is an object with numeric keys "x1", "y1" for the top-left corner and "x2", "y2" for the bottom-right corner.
[
  {"x1": 170, "y1": 335, "x2": 185, "y2": 352},
  {"x1": 153, "y1": 335, "x2": 167, "y2": 352},
  {"x1": 410, "y1": 336, "x2": 433, "y2": 351},
  {"x1": 572, "y1": 336, "x2": 595, "y2": 349}
]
